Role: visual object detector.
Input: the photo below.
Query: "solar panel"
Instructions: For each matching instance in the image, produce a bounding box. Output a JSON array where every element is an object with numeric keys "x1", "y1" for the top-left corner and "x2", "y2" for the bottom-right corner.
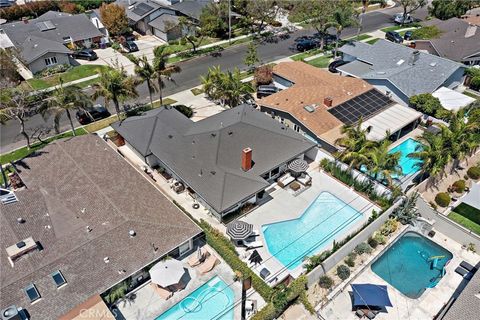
[
  {"x1": 35, "y1": 20, "x2": 56, "y2": 31},
  {"x1": 328, "y1": 89, "x2": 393, "y2": 125},
  {"x1": 133, "y1": 2, "x2": 154, "y2": 16}
]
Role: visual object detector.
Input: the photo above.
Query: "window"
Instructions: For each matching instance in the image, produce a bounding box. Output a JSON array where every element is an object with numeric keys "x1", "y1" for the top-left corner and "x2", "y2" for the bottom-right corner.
[
  {"x1": 280, "y1": 117, "x2": 284, "y2": 124},
  {"x1": 51, "y1": 270, "x2": 67, "y2": 288},
  {"x1": 293, "y1": 124, "x2": 300, "y2": 132},
  {"x1": 44, "y1": 56, "x2": 58, "y2": 66},
  {"x1": 24, "y1": 284, "x2": 41, "y2": 303}
]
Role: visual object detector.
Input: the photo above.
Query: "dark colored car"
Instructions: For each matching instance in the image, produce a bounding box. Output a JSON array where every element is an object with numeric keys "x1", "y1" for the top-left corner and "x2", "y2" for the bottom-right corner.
[
  {"x1": 404, "y1": 30, "x2": 413, "y2": 40},
  {"x1": 256, "y1": 85, "x2": 279, "y2": 99},
  {"x1": 385, "y1": 31, "x2": 403, "y2": 43},
  {"x1": 123, "y1": 40, "x2": 138, "y2": 52},
  {"x1": 328, "y1": 59, "x2": 348, "y2": 73},
  {"x1": 76, "y1": 104, "x2": 111, "y2": 125},
  {"x1": 294, "y1": 35, "x2": 314, "y2": 42},
  {"x1": 296, "y1": 38, "x2": 319, "y2": 52},
  {"x1": 73, "y1": 48, "x2": 98, "y2": 61},
  {"x1": 313, "y1": 32, "x2": 337, "y2": 45}
]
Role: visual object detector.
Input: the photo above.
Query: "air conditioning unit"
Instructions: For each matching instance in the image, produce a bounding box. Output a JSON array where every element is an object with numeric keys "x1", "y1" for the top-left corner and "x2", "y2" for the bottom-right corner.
[{"x1": 1, "y1": 306, "x2": 22, "y2": 320}]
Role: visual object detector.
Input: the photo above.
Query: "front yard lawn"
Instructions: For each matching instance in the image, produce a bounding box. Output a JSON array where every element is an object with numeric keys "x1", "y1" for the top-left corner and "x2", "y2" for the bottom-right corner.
[
  {"x1": 291, "y1": 48, "x2": 323, "y2": 61},
  {"x1": 448, "y1": 203, "x2": 480, "y2": 235},
  {"x1": 27, "y1": 65, "x2": 109, "y2": 90},
  {"x1": 307, "y1": 54, "x2": 333, "y2": 68},
  {"x1": 366, "y1": 38, "x2": 380, "y2": 44},
  {"x1": 344, "y1": 34, "x2": 371, "y2": 41}
]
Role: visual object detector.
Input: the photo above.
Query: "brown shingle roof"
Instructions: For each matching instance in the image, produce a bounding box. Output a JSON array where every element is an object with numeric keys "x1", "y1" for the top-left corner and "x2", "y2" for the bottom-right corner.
[
  {"x1": 0, "y1": 134, "x2": 201, "y2": 319},
  {"x1": 259, "y1": 61, "x2": 372, "y2": 136}
]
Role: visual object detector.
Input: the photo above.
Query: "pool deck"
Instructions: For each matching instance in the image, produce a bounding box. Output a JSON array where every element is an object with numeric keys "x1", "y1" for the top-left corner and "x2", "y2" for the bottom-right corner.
[
  {"x1": 239, "y1": 168, "x2": 380, "y2": 285},
  {"x1": 116, "y1": 245, "x2": 244, "y2": 320},
  {"x1": 319, "y1": 229, "x2": 480, "y2": 320}
]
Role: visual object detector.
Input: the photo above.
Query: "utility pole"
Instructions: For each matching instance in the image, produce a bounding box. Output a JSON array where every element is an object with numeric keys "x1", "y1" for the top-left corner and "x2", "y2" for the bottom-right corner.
[{"x1": 228, "y1": 0, "x2": 232, "y2": 44}]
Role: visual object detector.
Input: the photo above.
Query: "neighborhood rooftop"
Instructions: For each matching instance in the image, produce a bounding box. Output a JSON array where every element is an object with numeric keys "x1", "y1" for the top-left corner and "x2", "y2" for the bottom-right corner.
[
  {"x1": 0, "y1": 134, "x2": 201, "y2": 319},
  {"x1": 337, "y1": 39, "x2": 465, "y2": 97},
  {"x1": 440, "y1": 267, "x2": 480, "y2": 320},
  {"x1": 112, "y1": 104, "x2": 315, "y2": 214}
]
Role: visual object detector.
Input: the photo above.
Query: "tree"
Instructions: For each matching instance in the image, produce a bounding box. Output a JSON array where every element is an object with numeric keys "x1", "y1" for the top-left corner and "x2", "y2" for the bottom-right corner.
[
  {"x1": 329, "y1": 0, "x2": 359, "y2": 57},
  {"x1": 153, "y1": 46, "x2": 181, "y2": 105},
  {"x1": 244, "y1": 43, "x2": 259, "y2": 70},
  {"x1": 243, "y1": 0, "x2": 282, "y2": 35},
  {"x1": 0, "y1": 88, "x2": 35, "y2": 148},
  {"x1": 290, "y1": 0, "x2": 334, "y2": 49},
  {"x1": 398, "y1": 0, "x2": 427, "y2": 24},
  {"x1": 99, "y1": 3, "x2": 129, "y2": 37},
  {"x1": 178, "y1": 16, "x2": 205, "y2": 54},
  {"x1": 392, "y1": 192, "x2": 420, "y2": 225},
  {"x1": 429, "y1": 0, "x2": 476, "y2": 20},
  {"x1": 408, "y1": 131, "x2": 448, "y2": 182},
  {"x1": 127, "y1": 54, "x2": 157, "y2": 109},
  {"x1": 198, "y1": 2, "x2": 229, "y2": 39},
  {"x1": 335, "y1": 119, "x2": 375, "y2": 169},
  {"x1": 0, "y1": 49, "x2": 21, "y2": 89},
  {"x1": 364, "y1": 139, "x2": 402, "y2": 186},
  {"x1": 39, "y1": 80, "x2": 92, "y2": 135},
  {"x1": 254, "y1": 64, "x2": 273, "y2": 86},
  {"x1": 408, "y1": 93, "x2": 442, "y2": 114},
  {"x1": 92, "y1": 62, "x2": 139, "y2": 119}
]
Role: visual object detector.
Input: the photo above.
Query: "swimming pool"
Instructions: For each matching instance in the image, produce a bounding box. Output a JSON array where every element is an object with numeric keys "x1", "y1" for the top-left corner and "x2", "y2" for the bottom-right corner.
[
  {"x1": 262, "y1": 192, "x2": 363, "y2": 270},
  {"x1": 371, "y1": 231, "x2": 452, "y2": 299},
  {"x1": 389, "y1": 138, "x2": 423, "y2": 177},
  {"x1": 156, "y1": 276, "x2": 234, "y2": 320}
]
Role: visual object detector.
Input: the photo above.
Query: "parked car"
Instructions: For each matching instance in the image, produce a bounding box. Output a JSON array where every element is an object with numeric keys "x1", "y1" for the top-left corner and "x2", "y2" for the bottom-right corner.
[
  {"x1": 294, "y1": 35, "x2": 314, "y2": 42},
  {"x1": 76, "y1": 104, "x2": 111, "y2": 125},
  {"x1": 404, "y1": 30, "x2": 413, "y2": 40},
  {"x1": 393, "y1": 13, "x2": 413, "y2": 24},
  {"x1": 385, "y1": 31, "x2": 403, "y2": 43},
  {"x1": 123, "y1": 40, "x2": 138, "y2": 53},
  {"x1": 328, "y1": 59, "x2": 348, "y2": 73},
  {"x1": 73, "y1": 48, "x2": 98, "y2": 61},
  {"x1": 313, "y1": 32, "x2": 337, "y2": 45},
  {"x1": 256, "y1": 85, "x2": 279, "y2": 99},
  {"x1": 296, "y1": 38, "x2": 320, "y2": 52}
]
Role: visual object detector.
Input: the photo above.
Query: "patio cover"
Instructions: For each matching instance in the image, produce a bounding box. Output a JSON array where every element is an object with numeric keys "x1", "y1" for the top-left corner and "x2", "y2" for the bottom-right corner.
[
  {"x1": 149, "y1": 259, "x2": 185, "y2": 288},
  {"x1": 351, "y1": 284, "x2": 393, "y2": 308},
  {"x1": 226, "y1": 220, "x2": 253, "y2": 241},
  {"x1": 432, "y1": 87, "x2": 475, "y2": 112},
  {"x1": 362, "y1": 104, "x2": 422, "y2": 141},
  {"x1": 462, "y1": 182, "x2": 480, "y2": 210}
]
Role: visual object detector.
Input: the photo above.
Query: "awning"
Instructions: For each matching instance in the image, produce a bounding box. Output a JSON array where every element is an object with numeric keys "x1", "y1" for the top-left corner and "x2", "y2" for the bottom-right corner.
[
  {"x1": 149, "y1": 259, "x2": 185, "y2": 288},
  {"x1": 288, "y1": 159, "x2": 308, "y2": 173},
  {"x1": 362, "y1": 104, "x2": 422, "y2": 141},
  {"x1": 351, "y1": 284, "x2": 393, "y2": 308},
  {"x1": 226, "y1": 221, "x2": 253, "y2": 241},
  {"x1": 432, "y1": 87, "x2": 475, "y2": 112}
]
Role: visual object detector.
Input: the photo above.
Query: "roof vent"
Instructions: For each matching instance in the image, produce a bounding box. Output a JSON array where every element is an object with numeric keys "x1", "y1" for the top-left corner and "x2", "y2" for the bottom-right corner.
[
  {"x1": 211, "y1": 133, "x2": 216, "y2": 137},
  {"x1": 303, "y1": 105, "x2": 315, "y2": 113},
  {"x1": 81, "y1": 208, "x2": 86, "y2": 214},
  {"x1": 86, "y1": 226, "x2": 92, "y2": 233},
  {"x1": 228, "y1": 131, "x2": 233, "y2": 135},
  {"x1": 429, "y1": 62, "x2": 437, "y2": 67},
  {"x1": 104, "y1": 257, "x2": 110, "y2": 263},
  {"x1": 168, "y1": 134, "x2": 173, "y2": 139},
  {"x1": 129, "y1": 230, "x2": 136, "y2": 237},
  {"x1": 17, "y1": 217, "x2": 25, "y2": 224},
  {"x1": 210, "y1": 171, "x2": 216, "y2": 175}
]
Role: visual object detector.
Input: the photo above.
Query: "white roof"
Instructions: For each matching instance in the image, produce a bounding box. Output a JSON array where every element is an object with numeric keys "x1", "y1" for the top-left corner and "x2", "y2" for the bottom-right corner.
[
  {"x1": 363, "y1": 104, "x2": 422, "y2": 141},
  {"x1": 432, "y1": 87, "x2": 475, "y2": 112},
  {"x1": 462, "y1": 182, "x2": 480, "y2": 211}
]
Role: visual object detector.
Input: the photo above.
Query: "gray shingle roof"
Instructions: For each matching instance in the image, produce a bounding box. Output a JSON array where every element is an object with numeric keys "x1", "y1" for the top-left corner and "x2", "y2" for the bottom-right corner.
[
  {"x1": 20, "y1": 36, "x2": 72, "y2": 64},
  {"x1": 441, "y1": 267, "x2": 480, "y2": 320},
  {"x1": 148, "y1": 13, "x2": 180, "y2": 32},
  {"x1": 0, "y1": 135, "x2": 201, "y2": 319},
  {"x1": 338, "y1": 39, "x2": 465, "y2": 97},
  {"x1": 112, "y1": 105, "x2": 315, "y2": 214},
  {"x1": 171, "y1": 0, "x2": 210, "y2": 20}
]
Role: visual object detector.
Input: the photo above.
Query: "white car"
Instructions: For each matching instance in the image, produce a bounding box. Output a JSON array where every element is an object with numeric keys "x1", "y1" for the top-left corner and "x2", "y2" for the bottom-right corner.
[{"x1": 394, "y1": 13, "x2": 413, "y2": 24}]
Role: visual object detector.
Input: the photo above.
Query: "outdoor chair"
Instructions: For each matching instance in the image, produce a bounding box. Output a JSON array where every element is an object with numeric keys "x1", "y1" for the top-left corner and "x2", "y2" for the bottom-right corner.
[
  {"x1": 460, "y1": 261, "x2": 477, "y2": 272},
  {"x1": 355, "y1": 309, "x2": 365, "y2": 318},
  {"x1": 455, "y1": 266, "x2": 473, "y2": 279},
  {"x1": 366, "y1": 311, "x2": 377, "y2": 319},
  {"x1": 150, "y1": 283, "x2": 173, "y2": 300},
  {"x1": 187, "y1": 248, "x2": 209, "y2": 267},
  {"x1": 241, "y1": 239, "x2": 263, "y2": 250},
  {"x1": 198, "y1": 254, "x2": 220, "y2": 274}
]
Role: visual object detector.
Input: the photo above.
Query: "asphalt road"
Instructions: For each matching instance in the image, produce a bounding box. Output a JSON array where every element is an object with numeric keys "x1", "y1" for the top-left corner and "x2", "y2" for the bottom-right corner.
[{"x1": 0, "y1": 3, "x2": 427, "y2": 153}]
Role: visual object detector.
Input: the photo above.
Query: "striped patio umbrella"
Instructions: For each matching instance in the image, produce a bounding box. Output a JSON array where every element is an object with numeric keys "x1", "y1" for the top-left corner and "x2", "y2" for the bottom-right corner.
[
  {"x1": 288, "y1": 159, "x2": 309, "y2": 174},
  {"x1": 226, "y1": 220, "x2": 253, "y2": 241}
]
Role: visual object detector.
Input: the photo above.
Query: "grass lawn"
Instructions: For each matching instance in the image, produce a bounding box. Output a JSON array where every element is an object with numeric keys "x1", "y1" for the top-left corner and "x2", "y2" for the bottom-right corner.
[
  {"x1": 291, "y1": 48, "x2": 323, "y2": 61},
  {"x1": 191, "y1": 88, "x2": 204, "y2": 96},
  {"x1": 366, "y1": 38, "x2": 380, "y2": 45},
  {"x1": 381, "y1": 25, "x2": 404, "y2": 33},
  {"x1": 344, "y1": 33, "x2": 371, "y2": 41},
  {"x1": 463, "y1": 91, "x2": 480, "y2": 100},
  {"x1": 306, "y1": 55, "x2": 333, "y2": 68},
  {"x1": 27, "y1": 65, "x2": 109, "y2": 90},
  {"x1": 0, "y1": 128, "x2": 87, "y2": 165},
  {"x1": 448, "y1": 203, "x2": 480, "y2": 235}
]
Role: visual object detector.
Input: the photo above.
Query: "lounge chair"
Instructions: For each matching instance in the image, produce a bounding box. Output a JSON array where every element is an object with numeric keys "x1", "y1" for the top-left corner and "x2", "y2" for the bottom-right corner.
[
  {"x1": 460, "y1": 261, "x2": 477, "y2": 272},
  {"x1": 366, "y1": 311, "x2": 376, "y2": 319},
  {"x1": 187, "y1": 248, "x2": 209, "y2": 267},
  {"x1": 355, "y1": 309, "x2": 365, "y2": 318},
  {"x1": 277, "y1": 173, "x2": 295, "y2": 188},
  {"x1": 455, "y1": 266, "x2": 473, "y2": 279},
  {"x1": 150, "y1": 283, "x2": 173, "y2": 300},
  {"x1": 242, "y1": 239, "x2": 263, "y2": 250},
  {"x1": 198, "y1": 254, "x2": 220, "y2": 274}
]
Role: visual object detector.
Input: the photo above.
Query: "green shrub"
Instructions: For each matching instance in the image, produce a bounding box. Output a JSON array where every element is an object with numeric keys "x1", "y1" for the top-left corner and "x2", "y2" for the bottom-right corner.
[
  {"x1": 173, "y1": 104, "x2": 193, "y2": 118},
  {"x1": 411, "y1": 25, "x2": 442, "y2": 40},
  {"x1": 319, "y1": 275, "x2": 334, "y2": 289},
  {"x1": 452, "y1": 180, "x2": 466, "y2": 193},
  {"x1": 345, "y1": 255, "x2": 355, "y2": 267},
  {"x1": 304, "y1": 250, "x2": 330, "y2": 272},
  {"x1": 354, "y1": 242, "x2": 373, "y2": 255},
  {"x1": 337, "y1": 265, "x2": 351, "y2": 280},
  {"x1": 467, "y1": 166, "x2": 480, "y2": 180},
  {"x1": 179, "y1": 37, "x2": 187, "y2": 45},
  {"x1": 347, "y1": 252, "x2": 357, "y2": 260},
  {"x1": 251, "y1": 303, "x2": 276, "y2": 320},
  {"x1": 470, "y1": 76, "x2": 480, "y2": 91},
  {"x1": 368, "y1": 237, "x2": 379, "y2": 249},
  {"x1": 374, "y1": 233, "x2": 387, "y2": 245},
  {"x1": 111, "y1": 42, "x2": 121, "y2": 51},
  {"x1": 380, "y1": 218, "x2": 398, "y2": 236},
  {"x1": 435, "y1": 192, "x2": 451, "y2": 207}
]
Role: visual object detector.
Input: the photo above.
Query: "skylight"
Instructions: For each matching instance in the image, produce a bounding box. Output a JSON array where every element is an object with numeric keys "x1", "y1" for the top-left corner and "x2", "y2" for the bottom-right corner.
[
  {"x1": 24, "y1": 284, "x2": 41, "y2": 303},
  {"x1": 396, "y1": 59, "x2": 405, "y2": 66},
  {"x1": 51, "y1": 270, "x2": 67, "y2": 288}
]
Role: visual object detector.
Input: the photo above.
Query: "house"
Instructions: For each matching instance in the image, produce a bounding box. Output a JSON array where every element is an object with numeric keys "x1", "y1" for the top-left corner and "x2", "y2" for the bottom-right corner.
[
  {"x1": 0, "y1": 11, "x2": 103, "y2": 74},
  {"x1": 0, "y1": 135, "x2": 201, "y2": 319},
  {"x1": 337, "y1": 39, "x2": 466, "y2": 105},
  {"x1": 112, "y1": 104, "x2": 316, "y2": 221},
  {"x1": 414, "y1": 17, "x2": 480, "y2": 66},
  {"x1": 258, "y1": 62, "x2": 422, "y2": 152}
]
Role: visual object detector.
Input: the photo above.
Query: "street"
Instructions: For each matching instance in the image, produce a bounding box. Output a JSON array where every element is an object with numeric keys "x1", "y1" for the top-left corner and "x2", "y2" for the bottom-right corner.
[{"x1": 0, "y1": 3, "x2": 426, "y2": 153}]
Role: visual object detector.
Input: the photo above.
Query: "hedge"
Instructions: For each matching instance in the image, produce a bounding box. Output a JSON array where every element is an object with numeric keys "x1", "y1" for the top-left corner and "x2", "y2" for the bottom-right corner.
[{"x1": 467, "y1": 166, "x2": 480, "y2": 180}]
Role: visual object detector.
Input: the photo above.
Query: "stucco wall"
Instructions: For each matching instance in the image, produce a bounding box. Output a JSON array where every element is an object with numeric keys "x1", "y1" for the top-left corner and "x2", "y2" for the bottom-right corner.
[{"x1": 28, "y1": 52, "x2": 70, "y2": 74}]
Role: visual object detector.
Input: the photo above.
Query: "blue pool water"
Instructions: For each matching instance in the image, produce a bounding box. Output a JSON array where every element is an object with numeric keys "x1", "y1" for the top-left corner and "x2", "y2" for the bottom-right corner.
[
  {"x1": 262, "y1": 192, "x2": 363, "y2": 270},
  {"x1": 371, "y1": 231, "x2": 452, "y2": 299},
  {"x1": 389, "y1": 138, "x2": 423, "y2": 177},
  {"x1": 156, "y1": 276, "x2": 234, "y2": 320}
]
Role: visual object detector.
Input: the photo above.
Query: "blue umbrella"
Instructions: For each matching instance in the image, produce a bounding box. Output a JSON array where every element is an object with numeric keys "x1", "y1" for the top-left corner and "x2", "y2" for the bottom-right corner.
[{"x1": 351, "y1": 284, "x2": 393, "y2": 308}]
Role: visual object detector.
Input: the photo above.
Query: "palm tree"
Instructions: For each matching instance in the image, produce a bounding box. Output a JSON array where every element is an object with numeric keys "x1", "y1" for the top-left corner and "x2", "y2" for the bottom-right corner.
[
  {"x1": 127, "y1": 54, "x2": 157, "y2": 109},
  {"x1": 40, "y1": 79, "x2": 92, "y2": 135},
  {"x1": 364, "y1": 139, "x2": 402, "y2": 187},
  {"x1": 335, "y1": 119, "x2": 375, "y2": 168},
  {"x1": 442, "y1": 110, "x2": 478, "y2": 168},
  {"x1": 153, "y1": 46, "x2": 181, "y2": 105},
  {"x1": 329, "y1": 0, "x2": 359, "y2": 57},
  {"x1": 222, "y1": 68, "x2": 253, "y2": 108},
  {"x1": 201, "y1": 66, "x2": 224, "y2": 103},
  {"x1": 92, "y1": 62, "x2": 139, "y2": 120},
  {"x1": 408, "y1": 131, "x2": 448, "y2": 183}
]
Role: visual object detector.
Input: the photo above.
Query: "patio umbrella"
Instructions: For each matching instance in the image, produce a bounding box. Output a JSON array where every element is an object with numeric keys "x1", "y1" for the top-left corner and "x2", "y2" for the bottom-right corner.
[
  {"x1": 249, "y1": 250, "x2": 263, "y2": 265},
  {"x1": 149, "y1": 259, "x2": 185, "y2": 288},
  {"x1": 351, "y1": 284, "x2": 393, "y2": 308},
  {"x1": 288, "y1": 159, "x2": 308, "y2": 174},
  {"x1": 226, "y1": 220, "x2": 253, "y2": 241}
]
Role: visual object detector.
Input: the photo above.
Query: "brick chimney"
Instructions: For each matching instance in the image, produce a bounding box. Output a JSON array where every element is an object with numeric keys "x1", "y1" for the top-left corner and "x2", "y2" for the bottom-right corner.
[
  {"x1": 241, "y1": 147, "x2": 252, "y2": 171},
  {"x1": 324, "y1": 97, "x2": 333, "y2": 108}
]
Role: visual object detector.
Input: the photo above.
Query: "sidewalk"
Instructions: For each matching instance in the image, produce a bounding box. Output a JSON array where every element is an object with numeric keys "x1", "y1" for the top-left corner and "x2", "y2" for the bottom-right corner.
[{"x1": 37, "y1": 74, "x2": 100, "y2": 93}]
